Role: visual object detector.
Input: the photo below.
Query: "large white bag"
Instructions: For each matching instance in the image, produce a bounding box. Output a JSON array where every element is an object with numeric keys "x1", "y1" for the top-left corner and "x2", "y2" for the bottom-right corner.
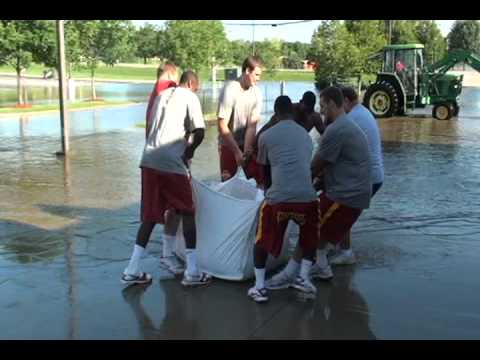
[{"x1": 175, "y1": 172, "x2": 299, "y2": 281}]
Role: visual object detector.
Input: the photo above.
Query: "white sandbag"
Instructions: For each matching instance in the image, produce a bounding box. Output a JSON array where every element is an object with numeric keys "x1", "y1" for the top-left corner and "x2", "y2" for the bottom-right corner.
[{"x1": 175, "y1": 172, "x2": 299, "y2": 281}]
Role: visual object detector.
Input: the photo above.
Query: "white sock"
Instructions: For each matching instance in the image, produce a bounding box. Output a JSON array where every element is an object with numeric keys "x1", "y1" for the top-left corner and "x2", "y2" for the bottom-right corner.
[
  {"x1": 162, "y1": 234, "x2": 176, "y2": 258},
  {"x1": 185, "y1": 248, "x2": 199, "y2": 276},
  {"x1": 316, "y1": 248, "x2": 329, "y2": 268},
  {"x1": 125, "y1": 244, "x2": 145, "y2": 275},
  {"x1": 284, "y1": 258, "x2": 300, "y2": 279},
  {"x1": 300, "y1": 259, "x2": 313, "y2": 280},
  {"x1": 254, "y1": 268, "x2": 266, "y2": 289}
]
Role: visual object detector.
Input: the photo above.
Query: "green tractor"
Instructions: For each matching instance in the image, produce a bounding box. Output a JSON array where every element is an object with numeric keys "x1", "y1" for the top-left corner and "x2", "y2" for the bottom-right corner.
[{"x1": 363, "y1": 44, "x2": 480, "y2": 120}]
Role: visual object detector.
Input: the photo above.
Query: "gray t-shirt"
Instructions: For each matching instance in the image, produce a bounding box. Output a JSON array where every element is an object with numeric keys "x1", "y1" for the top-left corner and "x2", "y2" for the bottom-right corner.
[
  {"x1": 140, "y1": 87, "x2": 205, "y2": 176},
  {"x1": 217, "y1": 79, "x2": 262, "y2": 147},
  {"x1": 317, "y1": 114, "x2": 371, "y2": 209},
  {"x1": 257, "y1": 120, "x2": 317, "y2": 204},
  {"x1": 349, "y1": 104, "x2": 384, "y2": 184}
]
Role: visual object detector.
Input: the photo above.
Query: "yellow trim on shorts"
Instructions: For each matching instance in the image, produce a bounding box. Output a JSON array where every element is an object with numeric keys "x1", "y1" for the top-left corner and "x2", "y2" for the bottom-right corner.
[
  {"x1": 256, "y1": 202, "x2": 267, "y2": 243},
  {"x1": 320, "y1": 202, "x2": 341, "y2": 227}
]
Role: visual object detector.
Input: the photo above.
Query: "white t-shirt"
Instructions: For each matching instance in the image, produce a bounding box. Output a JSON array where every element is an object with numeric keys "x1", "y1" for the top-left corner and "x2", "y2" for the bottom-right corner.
[
  {"x1": 140, "y1": 87, "x2": 205, "y2": 176},
  {"x1": 217, "y1": 79, "x2": 262, "y2": 147},
  {"x1": 349, "y1": 104, "x2": 384, "y2": 184}
]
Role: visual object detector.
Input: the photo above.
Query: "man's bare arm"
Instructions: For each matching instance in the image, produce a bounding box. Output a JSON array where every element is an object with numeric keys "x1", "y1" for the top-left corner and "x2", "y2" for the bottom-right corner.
[
  {"x1": 311, "y1": 151, "x2": 329, "y2": 178},
  {"x1": 312, "y1": 113, "x2": 325, "y2": 135},
  {"x1": 243, "y1": 117, "x2": 259, "y2": 158}
]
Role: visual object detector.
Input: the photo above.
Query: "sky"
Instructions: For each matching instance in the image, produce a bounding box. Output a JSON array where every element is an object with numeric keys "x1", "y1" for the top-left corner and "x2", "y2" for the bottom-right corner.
[{"x1": 132, "y1": 20, "x2": 456, "y2": 43}]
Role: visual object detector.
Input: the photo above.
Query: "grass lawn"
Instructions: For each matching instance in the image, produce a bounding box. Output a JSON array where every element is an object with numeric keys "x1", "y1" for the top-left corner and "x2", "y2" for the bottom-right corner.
[{"x1": 0, "y1": 63, "x2": 314, "y2": 83}]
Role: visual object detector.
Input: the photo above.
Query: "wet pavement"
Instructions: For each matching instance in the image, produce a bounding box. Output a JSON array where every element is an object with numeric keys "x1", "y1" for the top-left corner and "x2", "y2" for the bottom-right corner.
[{"x1": 2, "y1": 86, "x2": 480, "y2": 339}]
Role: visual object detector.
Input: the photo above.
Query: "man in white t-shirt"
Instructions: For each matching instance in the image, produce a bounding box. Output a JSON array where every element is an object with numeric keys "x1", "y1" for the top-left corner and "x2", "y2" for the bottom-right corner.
[
  {"x1": 122, "y1": 71, "x2": 211, "y2": 287},
  {"x1": 217, "y1": 56, "x2": 263, "y2": 181}
]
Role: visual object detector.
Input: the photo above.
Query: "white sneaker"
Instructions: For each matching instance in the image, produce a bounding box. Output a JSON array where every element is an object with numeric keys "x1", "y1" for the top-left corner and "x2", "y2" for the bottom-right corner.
[
  {"x1": 265, "y1": 271, "x2": 295, "y2": 290},
  {"x1": 247, "y1": 286, "x2": 269, "y2": 303},
  {"x1": 160, "y1": 256, "x2": 185, "y2": 275},
  {"x1": 181, "y1": 272, "x2": 212, "y2": 287},
  {"x1": 329, "y1": 250, "x2": 357, "y2": 266},
  {"x1": 310, "y1": 263, "x2": 334, "y2": 281},
  {"x1": 291, "y1": 276, "x2": 317, "y2": 294}
]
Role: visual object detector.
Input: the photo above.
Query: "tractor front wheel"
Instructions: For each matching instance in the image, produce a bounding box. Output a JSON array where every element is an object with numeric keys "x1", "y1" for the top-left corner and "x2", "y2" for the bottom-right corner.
[{"x1": 433, "y1": 103, "x2": 453, "y2": 120}]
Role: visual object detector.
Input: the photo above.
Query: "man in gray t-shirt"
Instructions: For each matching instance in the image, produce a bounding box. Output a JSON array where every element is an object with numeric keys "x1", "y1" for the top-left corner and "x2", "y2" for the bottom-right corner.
[
  {"x1": 309, "y1": 86, "x2": 371, "y2": 281},
  {"x1": 327, "y1": 86, "x2": 385, "y2": 266},
  {"x1": 247, "y1": 96, "x2": 319, "y2": 303},
  {"x1": 123, "y1": 71, "x2": 211, "y2": 288}
]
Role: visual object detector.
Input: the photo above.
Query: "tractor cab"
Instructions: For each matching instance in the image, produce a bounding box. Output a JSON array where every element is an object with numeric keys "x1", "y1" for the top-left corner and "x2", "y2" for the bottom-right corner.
[{"x1": 382, "y1": 44, "x2": 425, "y2": 98}]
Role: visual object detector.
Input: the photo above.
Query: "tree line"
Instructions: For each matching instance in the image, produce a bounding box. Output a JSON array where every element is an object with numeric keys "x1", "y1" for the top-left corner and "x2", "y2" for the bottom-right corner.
[{"x1": 0, "y1": 20, "x2": 479, "y2": 104}]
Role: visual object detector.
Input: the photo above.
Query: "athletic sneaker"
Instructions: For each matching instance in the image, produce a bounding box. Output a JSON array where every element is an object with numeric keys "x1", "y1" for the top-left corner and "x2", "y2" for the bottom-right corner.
[
  {"x1": 291, "y1": 276, "x2": 317, "y2": 294},
  {"x1": 160, "y1": 256, "x2": 185, "y2": 275},
  {"x1": 329, "y1": 250, "x2": 357, "y2": 265},
  {"x1": 247, "y1": 286, "x2": 269, "y2": 303},
  {"x1": 121, "y1": 272, "x2": 153, "y2": 285},
  {"x1": 265, "y1": 270, "x2": 295, "y2": 290},
  {"x1": 310, "y1": 264, "x2": 334, "y2": 281},
  {"x1": 181, "y1": 271, "x2": 212, "y2": 287}
]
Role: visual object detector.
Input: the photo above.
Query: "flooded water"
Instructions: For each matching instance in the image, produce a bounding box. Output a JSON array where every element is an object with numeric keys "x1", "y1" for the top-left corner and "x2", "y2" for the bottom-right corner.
[{"x1": 1, "y1": 83, "x2": 480, "y2": 339}]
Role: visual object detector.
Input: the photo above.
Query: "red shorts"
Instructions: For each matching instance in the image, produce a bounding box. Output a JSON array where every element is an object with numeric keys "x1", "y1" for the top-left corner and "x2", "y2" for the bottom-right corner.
[
  {"x1": 256, "y1": 201, "x2": 319, "y2": 258},
  {"x1": 219, "y1": 145, "x2": 265, "y2": 185},
  {"x1": 140, "y1": 167, "x2": 194, "y2": 223},
  {"x1": 319, "y1": 193, "x2": 362, "y2": 243},
  {"x1": 219, "y1": 145, "x2": 238, "y2": 181},
  {"x1": 244, "y1": 156, "x2": 265, "y2": 186}
]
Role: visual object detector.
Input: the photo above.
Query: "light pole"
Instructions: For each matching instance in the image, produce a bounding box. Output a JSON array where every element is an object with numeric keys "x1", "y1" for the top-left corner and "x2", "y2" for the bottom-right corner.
[
  {"x1": 252, "y1": 20, "x2": 255, "y2": 55},
  {"x1": 56, "y1": 20, "x2": 69, "y2": 155}
]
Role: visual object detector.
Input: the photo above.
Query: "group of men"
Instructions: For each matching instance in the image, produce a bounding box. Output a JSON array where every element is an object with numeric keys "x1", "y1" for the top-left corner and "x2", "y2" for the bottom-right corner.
[{"x1": 121, "y1": 56, "x2": 384, "y2": 304}]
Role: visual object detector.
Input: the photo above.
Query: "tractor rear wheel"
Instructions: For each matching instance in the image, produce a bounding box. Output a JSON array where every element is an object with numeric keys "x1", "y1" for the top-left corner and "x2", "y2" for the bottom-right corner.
[
  {"x1": 433, "y1": 103, "x2": 453, "y2": 120},
  {"x1": 363, "y1": 81, "x2": 400, "y2": 118}
]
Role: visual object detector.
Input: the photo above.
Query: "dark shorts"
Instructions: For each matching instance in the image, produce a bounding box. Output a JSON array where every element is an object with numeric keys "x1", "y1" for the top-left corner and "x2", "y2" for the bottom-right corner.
[
  {"x1": 141, "y1": 168, "x2": 194, "y2": 223},
  {"x1": 319, "y1": 193, "x2": 362, "y2": 244},
  {"x1": 256, "y1": 201, "x2": 319, "y2": 258}
]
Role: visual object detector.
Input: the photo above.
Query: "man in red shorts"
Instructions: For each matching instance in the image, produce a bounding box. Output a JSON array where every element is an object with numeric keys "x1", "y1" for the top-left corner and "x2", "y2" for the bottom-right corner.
[
  {"x1": 265, "y1": 86, "x2": 371, "y2": 288},
  {"x1": 142, "y1": 62, "x2": 183, "y2": 275},
  {"x1": 122, "y1": 71, "x2": 211, "y2": 287},
  {"x1": 217, "y1": 56, "x2": 263, "y2": 182},
  {"x1": 309, "y1": 86, "x2": 371, "y2": 280},
  {"x1": 248, "y1": 96, "x2": 319, "y2": 303}
]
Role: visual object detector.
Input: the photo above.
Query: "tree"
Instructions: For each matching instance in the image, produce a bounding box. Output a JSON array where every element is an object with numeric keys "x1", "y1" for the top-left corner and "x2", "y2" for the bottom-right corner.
[
  {"x1": 415, "y1": 20, "x2": 447, "y2": 64},
  {"x1": 0, "y1": 20, "x2": 57, "y2": 105},
  {"x1": 345, "y1": 20, "x2": 386, "y2": 75},
  {"x1": 134, "y1": 24, "x2": 159, "y2": 64},
  {"x1": 448, "y1": 20, "x2": 480, "y2": 54},
  {"x1": 229, "y1": 40, "x2": 252, "y2": 67},
  {"x1": 64, "y1": 20, "x2": 83, "y2": 78},
  {"x1": 310, "y1": 21, "x2": 362, "y2": 89},
  {"x1": 391, "y1": 20, "x2": 420, "y2": 44},
  {"x1": 72, "y1": 20, "x2": 134, "y2": 100},
  {"x1": 282, "y1": 41, "x2": 310, "y2": 69},
  {"x1": 161, "y1": 20, "x2": 229, "y2": 72},
  {"x1": 254, "y1": 39, "x2": 284, "y2": 73}
]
